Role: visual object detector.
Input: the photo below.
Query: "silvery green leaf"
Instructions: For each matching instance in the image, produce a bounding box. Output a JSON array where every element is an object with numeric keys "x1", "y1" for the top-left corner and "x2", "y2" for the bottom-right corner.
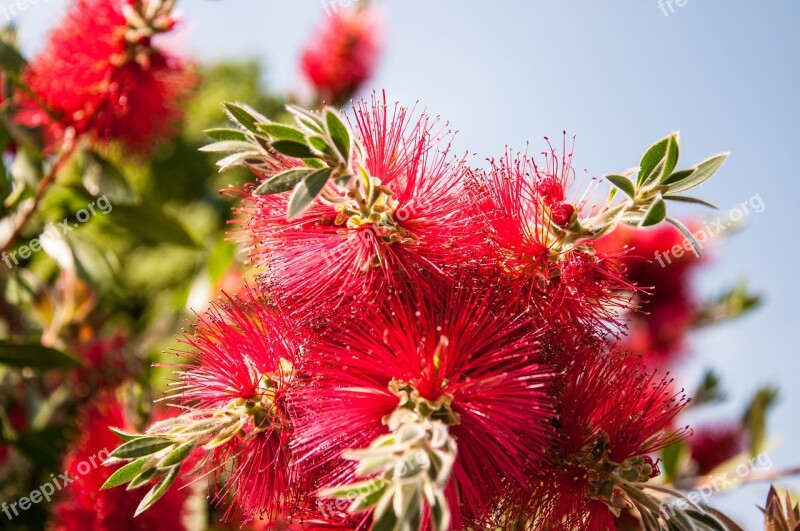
[
  {"x1": 199, "y1": 140, "x2": 256, "y2": 153},
  {"x1": 126, "y1": 467, "x2": 160, "y2": 490},
  {"x1": 666, "y1": 217, "x2": 702, "y2": 258},
  {"x1": 158, "y1": 442, "x2": 195, "y2": 469},
  {"x1": 254, "y1": 169, "x2": 317, "y2": 195},
  {"x1": 664, "y1": 194, "x2": 719, "y2": 209},
  {"x1": 134, "y1": 466, "x2": 180, "y2": 516},
  {"x1": 256, "y1": 123, "x2": 306, "y2": 143},
  {"x1": 667, "y1": 153, "x2": 729, "y2": 194},
  {"x1": 640, "y1": 197, "x2": 667, "y2": 227},
  {"x1": 110, "y1": 436, "x2": 172, "y2": 459},
  {"x1": 271, "y1": 140, "x2": 317, "y2": 159},
  {"x1": 605, "y1": 174, "x2": 636, "y2": 199},
  {"x1": 101, "y1": 459, "x2": 147, "y2": 490},
  {"x1": 325, "y1": 108, "x2": 351, "y2": 163},
  {"x1": 223, "y1": 102, "x2": 269, "y2": 133},
  {"x1": 287, "y1": 168, "x2": 333, "y2": 219},
  {"x1": 637, "y1": 135, "x2": 671, "y2": 186},
  {"x1": 204, "y1": 128, "x2": 250, "y2": 142}
]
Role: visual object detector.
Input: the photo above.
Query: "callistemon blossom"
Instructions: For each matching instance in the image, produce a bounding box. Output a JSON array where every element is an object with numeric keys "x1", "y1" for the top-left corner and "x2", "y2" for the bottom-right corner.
[
  {"x1": 594, "y1": 223, "x2": 703, "y2": 367},
  {"x1": 226, "y1": 95, "x2": 485, "y2": 325},
  {"x1": 19, "y1": 0, "x2": 194, "y2": 152},
  {"x1": 688, "y1": 423, "x2": 747, "y2": 475},
  {"x1": 292, "y1": 285, "x2": 553, "y2": 530},
  {"x1": 472, "y1": 142, "x2": 637, "y2": 332},
  {"x1": 52, "y1": 396, "x2": 193, "y2": 530},
  {"x1": 518, "y1": 341, "x2": 691, "y2": 530},
  {"x1": 300, "y1": 7, "x2": 381, "y2": 106},
  {"x1": 102, "y1": 290, "x2": 305, "y2": 523}
]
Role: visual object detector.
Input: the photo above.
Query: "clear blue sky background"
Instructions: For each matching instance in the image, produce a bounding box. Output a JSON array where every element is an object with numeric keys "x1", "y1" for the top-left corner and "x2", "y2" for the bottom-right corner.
[{"x1": 13, "y1": 1, "x2": 800, "y2": 527}]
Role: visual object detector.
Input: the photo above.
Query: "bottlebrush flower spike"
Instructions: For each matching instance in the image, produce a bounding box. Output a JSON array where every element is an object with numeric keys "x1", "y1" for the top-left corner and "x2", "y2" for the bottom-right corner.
[
  {"x1": 18, "y1": 0, "x2": 195, "y2": 152},
  {"x1": 301, "y1": 6, "x2": 381, "y2": 106},
  {"x1": 102, "y1": 289, "x2": 306, "y2": 523},
  {"x1": 594, "y1": 223, "x2": 704, "y2": 368},
  {"x1": 52, "y1": 396, "x2": 193, "y2": 530},
  {"x1": 689, "y1": 423, "x2": 747, "y2": 475},
  {"x1": 292, "y1": 285, "x2": 554, "y2": 529},
  {"x1": 473, "y1": 143, "x2": 638, "y2": 332},
  {"x1": 514, "y1": 341, "x2": 710, "y2": 530},
  {"x1": 214, "y1": 95, "x2": 485, "y2": 325}
]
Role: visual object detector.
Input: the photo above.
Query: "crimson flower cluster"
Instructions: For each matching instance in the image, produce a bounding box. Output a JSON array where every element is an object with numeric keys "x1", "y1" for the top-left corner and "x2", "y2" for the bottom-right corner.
[
  {"x1": 101, "y1": 94, "x2": 729, "y2": 530},
  {"x1": 17, "y1": 0, "x2": 194, "y2": 153}
]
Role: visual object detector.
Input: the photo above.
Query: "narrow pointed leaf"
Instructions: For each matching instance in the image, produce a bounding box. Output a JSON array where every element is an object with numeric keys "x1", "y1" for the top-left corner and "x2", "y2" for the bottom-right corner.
[
  {"x1": 204, "y1": 128, "x2": 249, "y2": 142},
  {"x1": 134, "y1": 466, "x2": 179, "y2": 516},
  {"x1": 158, "y1": 442, "x2": 195, "y2": 469},
  {"x1": 101, "y1": 459, "x2": 147, "y2": 490},
  {"x1": 254, "y1": 169, "x2": 316, "y2": 195},
  {"x1": 640, "y1": 197, "x2": 667, "y2": 227},
  {"x1": 223, "y1": 102, "x2": 268, "y2": 133},
  {"x1": 110, "y1": 436, "x2": 172, "y2": 459},
  {"x1": 271, "y1": 140, "x2": 317, "y2": 159},
  {"x1": 638, "y1": 135, "x2": 670, "y2": 186},
  {"x1": 325, "y1": 108, "x2": 351, "y2": 163},
  {"x1": 664, "y1": 195, "x2": 719, "y2": 209},
  {"x1": 605, "y1": 174, "x2": 636, "y2": 198},
  {"x1": 666, "y1": 217, "x2": 702, "y2": 258},
  {"x1": 257, "y1": 123, "x2": 307, "y2": 143},
  {"x1": 668, "y1": 153, "x2": 729, "y2": 194},
  {"x1": 287, "y1": 168, "x2": 332, "y2": 219}
]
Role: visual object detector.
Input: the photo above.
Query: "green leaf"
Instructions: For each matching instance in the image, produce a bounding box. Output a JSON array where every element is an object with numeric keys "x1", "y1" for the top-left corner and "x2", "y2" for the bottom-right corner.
[
  {"x1": 223, "y1": 102, "x2": 268, "y2": 133},
  {"x1": 0, "y1": 342, "x2": 81, "y2": 369},
  {"x1": 349, "y1": 483, "x2": 388, "y2": 512},
  {"x1": 135, "y1": 466, "x2": 179, "y2": 516},
  {"x1": 109, "y1": 427, "x2": 142, "y2": 442},
  {"x1": 0, "y1": 41, "x2": 26, "y2": 74},
  {"x1": 743, "y1": 386, "x2": 778, "y2": 456},
  {"x1": 126, "y1": 467, "x2": 160, "y2": 490},
  {"x1": 325, "y1": 108, "x2": 351, "y2": 163},
  {"x1": 660, "y1": 441, "x2": 685, "y2": 483},
  {"x1": 271, "y1": 140, "x2": 317, "y2": 159},
  {"x1": 605, "y1": 174, "x2": 636, "y2": 199},
  {"x1": 110, "y1": 436, "x2": 172, "y2": 459},
  {"x1": 648, "y1": 133, "x2": 680, "y2": 186},
  {"x1": 667, "y1": 153, "x2": 729, "y2": 194},
  {"x1": 254, "y1": 168, "x2": 317, "y2": 195},
  {"x1": 664, "y1": 195, "x2": 719, "y2": 209},
  {"x1": 307, "y1": 135, "x2": 330, "y2": 155},
  {"x1": 639, "y1": 197, "x2": 667, "y2": 227},
  {"x1": 637, "y1": 135, "x2": 670, "y2": 186},
  {"x1": 198, "y1": 140, "x2": 255, "y2": 153},
  {"x1": 666, "y1": 217, "x2": 703, "y2": 258},
  {"x1": 286, "y1": 104, "x2": 324, "y2": 134},
  {"x1": 101, "y1": 459, "x2": 147, "y2": 490},
  {"x1": 158, "y1": 442, "x2": 195, "y2": 468},
  {"x1": 257, "y1": 123, "x2": 307, "y2": 143},
  {"x1": 287, "y1": 168, "x2": 332, "y2": 219},
  {"x1": 662, "y1": 168, "x2": 695, "y2": 186},
  {"x1": 204, "y1": 128, "x2": 249, "y2": 142}
]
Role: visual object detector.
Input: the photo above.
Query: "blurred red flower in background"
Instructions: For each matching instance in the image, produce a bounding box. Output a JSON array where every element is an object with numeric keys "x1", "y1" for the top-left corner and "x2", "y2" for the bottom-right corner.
[
  {"x1": 301, "y1": 7, "x2": 381, "y2": 106},
  {"x1": 18, "y1": 0, "x2": 195, "y2": 153},
  {"x1": 594, "y1": 223, "x2": 704, "y2": 368},
  {"x1": 51, "y1": 397, "x2": 193, "y2": 530}
]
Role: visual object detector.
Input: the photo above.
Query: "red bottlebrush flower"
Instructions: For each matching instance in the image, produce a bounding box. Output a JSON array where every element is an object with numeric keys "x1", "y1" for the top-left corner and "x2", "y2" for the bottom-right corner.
[
  {"x1": 689, "y1": 423, "x2": 746, "y2": 475},
  {"x1": 594, "y1": 223, "x2": 703, "y2": 367},
  {"x1": 473, "y1": 141, "x2": 637, "y2": 333},
  {"x1": 521, "y1": 342, "x2": 690, "y2": 530},
  {"x1": 51, "y1": 397, "x2": 192, "y2": 530},
  {"x1": 18, "y1": 0, "x2": 194, "y2": 152},
  {"x1": 167, "y1": 289, "x2": 306, "y2": 523},
  {"x1": 231, "y1": 95, "x2": 485, "y2": 326},
  {"x1": 292, "y1": 285, "x2": 554, "y2": 528},
  {"x1": 300, "y1": 7, "x2": 381, "y2": 105}
]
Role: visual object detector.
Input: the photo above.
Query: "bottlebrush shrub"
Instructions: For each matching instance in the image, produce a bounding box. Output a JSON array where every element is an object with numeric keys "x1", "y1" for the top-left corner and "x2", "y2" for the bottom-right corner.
[
  {"x1": 17, "y1": 0, "x2": 195, "y2": 153},
  {"x1": 103, "y1": 96, "x2": 738, "y2": 530}
]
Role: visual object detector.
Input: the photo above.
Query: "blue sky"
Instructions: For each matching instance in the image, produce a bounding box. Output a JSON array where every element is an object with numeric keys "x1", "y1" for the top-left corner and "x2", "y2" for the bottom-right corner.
[{"x1": 13, "y1": 0, "x2": 800, "y2": 526}]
